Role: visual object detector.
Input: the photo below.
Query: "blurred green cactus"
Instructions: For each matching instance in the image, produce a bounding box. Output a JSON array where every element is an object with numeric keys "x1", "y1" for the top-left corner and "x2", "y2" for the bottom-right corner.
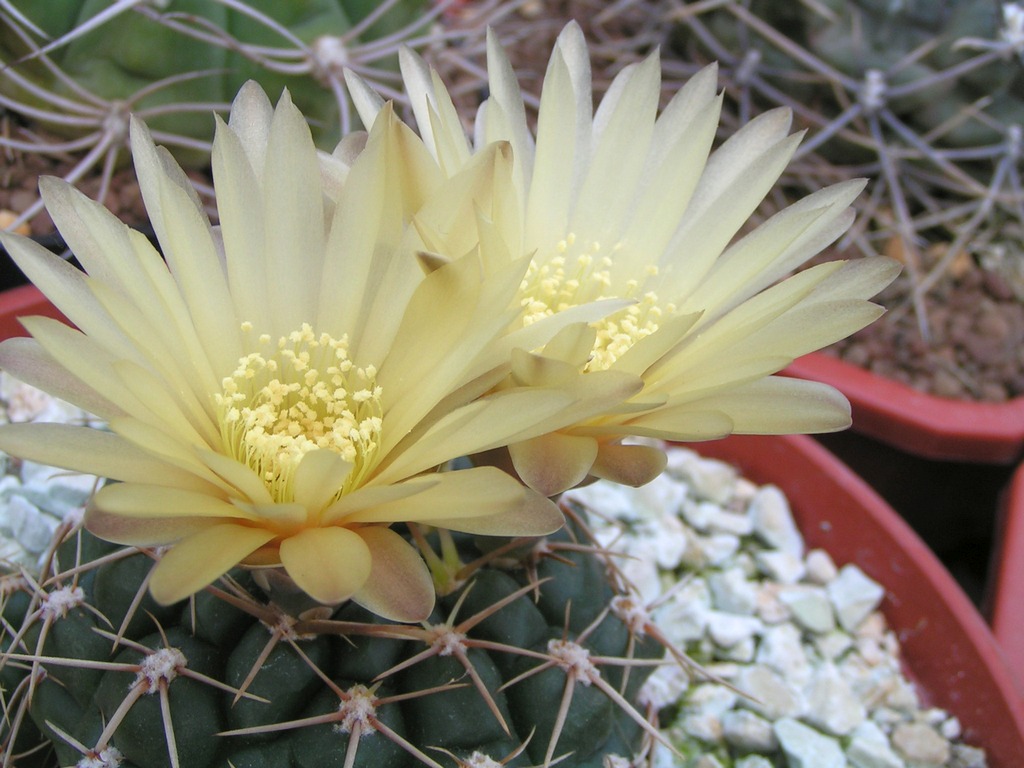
[
  {"x1": 667, "y1": 0, "x2": 1024, "y2": 334},
  {"x1": 0, "y1": 0, "x2": 434, "y2": 153}
]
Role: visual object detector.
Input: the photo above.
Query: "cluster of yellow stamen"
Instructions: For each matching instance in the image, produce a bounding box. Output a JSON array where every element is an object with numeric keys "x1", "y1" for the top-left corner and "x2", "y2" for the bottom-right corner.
[
  {"x1": 215, "y1": 323, "x2": 383, "y2": 502},
  {"x1": 519, "y1": 234, "x2": 671, "y2": 371}
]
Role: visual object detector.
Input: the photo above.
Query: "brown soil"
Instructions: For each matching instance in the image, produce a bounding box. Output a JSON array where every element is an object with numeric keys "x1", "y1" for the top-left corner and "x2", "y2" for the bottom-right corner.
[
  {"x1": 0, "y1": 143, "x2": 150, "y2": 239},
  {"x1": 826, "y1": 249, "x2": 1024, "y2": 402}
]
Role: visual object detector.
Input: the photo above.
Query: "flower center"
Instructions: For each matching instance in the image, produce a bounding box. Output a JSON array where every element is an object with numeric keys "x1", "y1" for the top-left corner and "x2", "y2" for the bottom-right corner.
[
  {"x1": 518, "y1": 233, "x2": 671, "y2": 371},
  {"x1": 215, "y1": 323, "x2": 384, "y2": 502}
]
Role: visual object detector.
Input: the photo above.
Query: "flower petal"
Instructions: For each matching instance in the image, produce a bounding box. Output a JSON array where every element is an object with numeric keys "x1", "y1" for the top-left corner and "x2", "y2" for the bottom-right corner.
[
  {"x1": 130, "y1": 117, "x2": 242, "y2": 375},
  {"x1": 321, "y1": 477, "x2": 439, "y2": 526},
  {"x1": 211, "y1": 112, "x2": 268, "y2": 324},
  {"x1": 92, "y1": 483, "x2": 256, "y2": 522},
  {"x1": 86, "y1": 510, "x2": 221, "y2": 547},
  {"x1": 149, "y1": 523, "x2": 275, "y2": 605},
  {"x1": 688, "y1": 180, "x2": 867, "y2": 317},
  {"x1": 279, "y1": 526, "x2": 372, "y2": 605},
  {"x1": 227, "y1": 81, "x2": 274, "y2": 179},
  {"x1": 590, "y1": 443, "x2": 667, "y2": 487},
  {"x1": 346, "y1": 466, "x2": 564, "y2": 537},
  {"x1": 196, "y1": 449, "x2": 275, "y2": 506},
  {"x1": 686, "y1": 376, "x2": 852, "y2": 434},
  {"x1": 571, "y1": 52, "x2": 660, "y2": 242},
  {"x1": 0, "y1": 337, "x2": 125, "y2": 419},
  {"x1": 484, "y1": 27, "x2": 534, "y2": 190},
  {"x1": 110, "y1": 416, "x2": 235, "y2": 495},
  {"x1": 343, "y1": 68, "x2": 386, "y2": 129},
  {"x1": 19, "y1": 316, "x2": 151, "y2": 418},
  {"x1": 261, "y1": 89, "x2": 325, "y2": 336},
  {"x1": 293, "y1": 449, "x2": 354, "y2": 515},
  {"x1": 525, "y1": 21, "x2": 591, "y2": 246},
  {"x1": 352, "y1": 526, "x2": 434, "y2": 622},
  {"x1": 509, "y1": 432, "x2": 599, "y2": 497},
  {"x1": 0, "y1": 423, "x2": 219, "y2": 492}
]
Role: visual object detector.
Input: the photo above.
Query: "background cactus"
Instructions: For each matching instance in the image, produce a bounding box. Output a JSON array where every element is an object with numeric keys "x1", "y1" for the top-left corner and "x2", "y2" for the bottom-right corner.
[
  {"x1": 664, "y1": 0, "x2": 1024, "y2": 345},
  {"x1": 0, "y1": 506, "x2": 672, "y2": 768},
  {"x1": 0, "y1": 0, "x2": 460, "y2": 231}
]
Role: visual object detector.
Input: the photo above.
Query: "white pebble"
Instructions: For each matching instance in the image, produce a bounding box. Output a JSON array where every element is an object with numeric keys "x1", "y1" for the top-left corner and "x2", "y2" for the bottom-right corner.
[
  {"x1": 774, "y1": 718, "x2": 846, "y2": 768},
  {"x1": 564, "y1": 482, "x2": 638, "y2": 521},
  {"x1": 654, "y1": 579, "x2": 711, "y2": 644},
  {"x1": 639, "y1": 664, "x2": 690, "y2": 711},
  {"x1": 709, "y1": 566, "x2": 758, "y2": 615},
  {"x1": 721, "y1": 710, "x2": 778, "y2": 753},
  {"x1": 749, "y1": 486, "x2": 804, "y2": 557},
  {"x1": 847, "y1": 720, "x2": 906, "y2": 768},
  {"x1": 755, "y1": 583, "x2": 791, "y2": 624},
  {"x1": 707, "y1": 507, "x2": 754, "y2": 537},
  {"x1": 698, "y1": 533, "x2": 740, "y2": 566},
  {"x1": 755, "y1": 624, "x2": 811, "y2": 686},
  {"x1": 891, "y1": 722, "x2": 950, "y2": 765},
  {"x1": 813, "y1": 630, "x2": 854, "y2": 661},
  {"x1": 803, "y1": 663, "x2": 867, "y2": 736},
  {"x1": 687, "y1": 682, "x2": 739, "y2": 716},
  {"x1": 827, "y1": 564, "x2": 885, "y2": 631},
  {"x1": 777, "y1": 585, "x2": 836, "y2": 635},
  {"x1": 716, "y1": 636, "x2": 756, "y2": 663},
  {"x1": 950, "y1": 744, "x2": 987, "y2": 768},
  {"x1": 20, "y1": 460, "x2": 98, "y2": 496},
  {"x1": 632, "y1": 474, "x2": 688, "y2": 523},
  {"x1": 735, "y1": 665, "x2": 805, "y2": 720},
  {"x1": 706, "y1": 611, "x2": 763, "y2": 648},
  {"x1": 939, "y1": 716, "x2": 961, "y2": 740},
  {"x1": 681, "y1": 712, "x2": 722, "y2": 743},
  {"x1": 683, "y1": 457, "x2": 738, "y2": 504},
  {"x1": 690, "y1": 756, "x2": 726, "y2": 768},
  {"x1": 804, "y1": 548, "x2": 838, "y2": 584},
  {"x1": 756, "y1": 550, "x2": 806, "y2": 584},
  {"x1": 1, "y1": 494, "x2": 58, "y2": 556},
  {"x1": 680, "y1": 499, "x2": 716, "y2": 531}
]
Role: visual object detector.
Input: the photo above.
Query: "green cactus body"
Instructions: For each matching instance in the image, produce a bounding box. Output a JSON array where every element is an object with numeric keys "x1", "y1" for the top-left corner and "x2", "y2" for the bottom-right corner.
[
  {"x1": 0, "y1": 509, "x2": 667, "y2": 768},
  {"x1": 0, "y1": 0, "x2": 431, "y2": 156},
  {"x1": 673, "y1": 0, "x2": 1024, "y2": 153}
]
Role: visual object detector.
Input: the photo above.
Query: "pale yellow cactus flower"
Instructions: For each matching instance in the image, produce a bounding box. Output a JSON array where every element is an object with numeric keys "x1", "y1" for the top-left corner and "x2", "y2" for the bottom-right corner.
[
  {"x1": 344, "y1": 23, "x2": 900, "y2": 496},
  {"x1": 0, "y1": 82, "x2": 640, "y2": 622}
]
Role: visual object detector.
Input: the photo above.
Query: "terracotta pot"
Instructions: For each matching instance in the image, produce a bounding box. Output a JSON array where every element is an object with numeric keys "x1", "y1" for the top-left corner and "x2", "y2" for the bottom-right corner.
[
  {"x1": 0, "y1": 283, "x2": 67, "y2": 338},
  {"x1": 786, "y1": 352, "x2": 1024, "y2": 464},
  {"x1": 695, "y1": 433, "x2": 1024, "y2": 767},
  {"x1": 989, "y1": 461, "x2": 1024, "y2": 694}
]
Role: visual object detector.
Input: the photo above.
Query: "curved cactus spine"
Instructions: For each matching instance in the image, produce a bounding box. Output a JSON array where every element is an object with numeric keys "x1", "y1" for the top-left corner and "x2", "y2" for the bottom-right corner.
[
  {"x1": 0, "y1": 0, "x2": 483, "y2": 233},
  {"x1": 650, "y1": 0, "x2": 1024, "y2": 339}
]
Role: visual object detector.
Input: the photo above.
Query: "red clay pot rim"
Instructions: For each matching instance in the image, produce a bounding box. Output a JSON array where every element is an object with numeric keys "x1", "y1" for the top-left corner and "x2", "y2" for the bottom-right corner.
[
  {"x1": 786, "y1": 353, "x2": 1024, "y2": 464},
  {"x1": 0, "y1": 283, "x2": 67, "y2": 338},
  {"x1": 990, "y1": 462, "x2": 1024, "y2": 694},
  {"x1": 693, "y1": 433, "x2": 1024, "y2": 767}
]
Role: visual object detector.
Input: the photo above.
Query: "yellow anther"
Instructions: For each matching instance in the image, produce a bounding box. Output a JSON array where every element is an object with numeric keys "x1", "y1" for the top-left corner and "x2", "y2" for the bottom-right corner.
[
  {"x1": 518, "y1": 236, "x2": 664, "y2": 369},
  {"x1": 215, "y1": 323, "x2": 384, "y2": 505}
]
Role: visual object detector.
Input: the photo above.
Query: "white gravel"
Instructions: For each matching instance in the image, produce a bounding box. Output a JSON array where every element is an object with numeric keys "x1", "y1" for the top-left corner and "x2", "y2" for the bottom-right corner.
[
  {"x1": 0, "y1": 372, "x2": 102, "y2": 571},
  {"x1": 566, "y1": 445, "x2": 988, "y2": 768}
]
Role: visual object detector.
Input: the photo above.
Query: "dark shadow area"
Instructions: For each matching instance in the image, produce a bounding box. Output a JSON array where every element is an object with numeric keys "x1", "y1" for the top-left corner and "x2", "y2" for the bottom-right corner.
[{"x1": 815, "y1": 430, "x2": 1014, "y2": 608}]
